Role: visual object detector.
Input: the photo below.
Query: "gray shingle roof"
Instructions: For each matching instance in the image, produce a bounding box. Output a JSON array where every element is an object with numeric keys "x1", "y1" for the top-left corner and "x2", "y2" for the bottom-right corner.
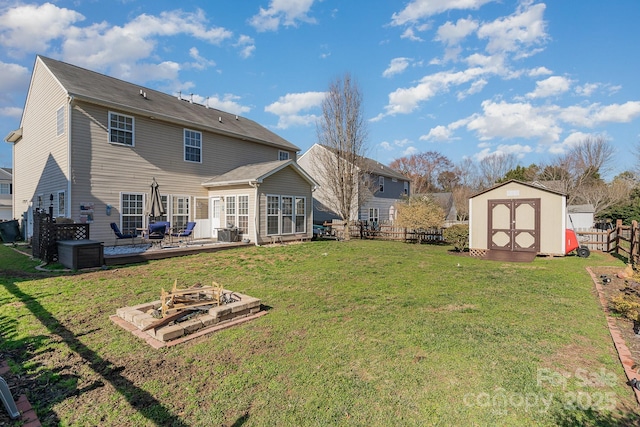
[
  {"x1": 202, "y1": 159, "x2": 317, "y2": 187},
  {"x1": 38, "y1": 56, "x2": 299, "y2": 152}
]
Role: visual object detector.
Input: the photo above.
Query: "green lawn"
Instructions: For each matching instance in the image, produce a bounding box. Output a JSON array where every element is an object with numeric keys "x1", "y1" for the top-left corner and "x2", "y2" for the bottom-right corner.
[{"x1": 0, "y1": 240, "x2": 637, "y2": 426}]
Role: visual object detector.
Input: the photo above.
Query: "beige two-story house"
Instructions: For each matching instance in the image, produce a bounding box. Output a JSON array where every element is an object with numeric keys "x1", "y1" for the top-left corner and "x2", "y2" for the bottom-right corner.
[
  {"x1": 298, "y1": 143, "x2": 410, "y2": 225},
  {"x1": 5, "y1": 56, "x2": 316, "y2": 244}
]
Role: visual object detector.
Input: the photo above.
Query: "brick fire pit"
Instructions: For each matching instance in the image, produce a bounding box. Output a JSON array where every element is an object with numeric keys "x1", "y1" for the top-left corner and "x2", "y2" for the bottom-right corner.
[{"x1": 110, "y1": 291, "x2": 264, "y2": 348}]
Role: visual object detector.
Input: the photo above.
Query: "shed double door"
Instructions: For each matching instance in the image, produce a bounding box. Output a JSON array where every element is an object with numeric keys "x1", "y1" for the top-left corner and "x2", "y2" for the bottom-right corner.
[{"x1": 488, "y1": 198, "x2": 540, "y2": 253}]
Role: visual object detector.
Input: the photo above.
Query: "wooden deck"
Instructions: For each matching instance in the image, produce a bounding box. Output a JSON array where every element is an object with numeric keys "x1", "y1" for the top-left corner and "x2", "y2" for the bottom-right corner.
[{"x1": 104, "y1": 241, "x2": 252, "y2": 266}]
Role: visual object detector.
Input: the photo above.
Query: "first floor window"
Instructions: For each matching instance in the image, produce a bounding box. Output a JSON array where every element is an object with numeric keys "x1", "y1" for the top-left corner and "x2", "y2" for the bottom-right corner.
[
  {"x1": 172, "y1": 196, "x2": 190, "y2": 230},
  {"x1": 57, "y1": 191, "x2": 65, "y2": 217},
  {"x1": 238, "y1": 195, "x2": 249, "y2": 234},
  {"x1": 295, "y1": 197, "x2": 305, "y2": 233},
  {"x1": 281, "y1": 196, "x2": 293, "y2": 234},
  {"x1": 369, "y1": 208, "x2": 379, "y2": 224},
  {"x1": 266, "y1": 195, "x2": 307, "y2": 235},
  {"x1": 267, "y1": 196, "x2": 279, "y2": 235},
  {"x1": 379, "y1": 176, "x2": 384, "y2": 193},
  {"x1": 121, "y1": 193, "x2": 144, "y2": 235},
  {"x1": 226, "y1": 196, "x2": 236, "y2": 228},
  {"x1": 36, "y1": 195, "x2": 43, "y2": 209},
  {"x1": 404, "y1": 181, "x2": 409, "y2": 195}
]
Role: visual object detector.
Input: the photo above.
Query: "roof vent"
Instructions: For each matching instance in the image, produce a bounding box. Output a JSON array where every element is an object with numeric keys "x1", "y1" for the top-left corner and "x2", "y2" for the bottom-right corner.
[
  {"x1": 189, "y1": 93, "x2": 194, "y2": 104},
  {"x1": 235, "y1": 115, "x2": 239, "y2": 120},
  {"x1": 218, "y1": 116, "x2": 222, "y2": 123},
  {"x1": 205, "y1": 97, "x2": 210, "y2": 109},
  {"x1": 177, "y1": 91, "x2": 182, "y2": 100}
]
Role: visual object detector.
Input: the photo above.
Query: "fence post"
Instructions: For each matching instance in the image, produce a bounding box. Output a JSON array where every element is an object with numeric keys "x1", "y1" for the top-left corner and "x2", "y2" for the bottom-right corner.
[
  {"x1": 615, "y1": 219, "x2": 623, "y2": 256},
  {"x1": 632, "y1": 220, "x2": 638, "y2": 265}
]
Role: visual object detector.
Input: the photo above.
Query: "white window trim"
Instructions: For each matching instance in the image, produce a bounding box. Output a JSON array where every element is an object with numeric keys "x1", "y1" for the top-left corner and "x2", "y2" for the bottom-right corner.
[
  {"x1": 278, "y1": 150, "x2": 290, "y2": 161},
  {"x1": 171, "y1": 195, "x2": 191, "y2": 228},
  {"x1": 57, "y1": 190, "x2": 65, "y2": 217},
  {"x1": 184, "y1": 128, "x2": 202, "y2": 163},
  {"x1": 0, "y1": 183, "x2": 10, "y2": 195},
  {"x1": 266, "y1": 194, "x2": 280, "y2": 236},
  {"x1": 266, "y1": 194, "x2": 306, "y2": 236},
  {"x1": 108, "y1": 111, "x2": 135, "y2": 147},
  {"x1": 120, "y1": 192, "x2": 145, "y2": 234}
]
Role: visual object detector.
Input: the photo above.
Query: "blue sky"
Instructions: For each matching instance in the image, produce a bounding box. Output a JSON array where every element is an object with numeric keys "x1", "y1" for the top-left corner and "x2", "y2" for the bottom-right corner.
[{"x1": 1, "y1": 0, "x2": 639, "y2": 178}]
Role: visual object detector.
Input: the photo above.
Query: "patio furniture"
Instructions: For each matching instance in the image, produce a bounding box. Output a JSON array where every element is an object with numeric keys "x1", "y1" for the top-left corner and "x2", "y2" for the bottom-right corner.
[
  {"x1": 148, "y1": 221, "x2": 170, "y2": 248},
  {"x1": 110, "y1": 222, "x2": 137, "y2": 246},
  {"x1": 171, "y1": 221, "x2": 196, "y2": 244}
]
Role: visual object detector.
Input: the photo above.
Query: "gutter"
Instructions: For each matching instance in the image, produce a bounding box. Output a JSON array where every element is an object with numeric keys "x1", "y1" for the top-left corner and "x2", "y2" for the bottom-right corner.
[{"x1": 249, "y1": 181, "x2": 261, "y2": 246}]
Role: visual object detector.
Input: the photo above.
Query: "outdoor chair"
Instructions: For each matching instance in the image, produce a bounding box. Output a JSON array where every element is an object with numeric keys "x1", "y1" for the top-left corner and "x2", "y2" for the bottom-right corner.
[
  {"x1": 110, "y1": 222, "x2": 137, "y2": 246},
  {"x1": 171, "y1": 221, "x2": 196, "y2": 244},
  {"x1": 148, "y1": 221, "x2": 170, "y2": 248}
]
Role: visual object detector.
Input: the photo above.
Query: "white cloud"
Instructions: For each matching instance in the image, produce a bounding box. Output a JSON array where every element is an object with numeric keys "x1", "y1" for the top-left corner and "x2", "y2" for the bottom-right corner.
[
  {"x1": 575, "y1": 83, "x2": 599, "y2": 97},
  {"x1": 235, "y1": 35, "x2": 256, "y2": 59},
  {"x1": 559, "y1": 101, "x2": 640, "y2": 127},
  {"x1": 473, "y1": 143, "x2": 532, "y2": 161},
  {"x1": 436, "y1": 17, "x2": 478, "y2": 46},
  {"x1": 477, "y1": 2, "x2": 547, "y2": 55},
  {"x1": 0, "y1": 3, "x2": 85, "y2": 55},
  {"x1": 380, "y1": 141, "x2": 393, "y2": 150},
  {"x1": 466, "y1": 100, "x2": 562, "y2": 142},
  {"x1": 187, "y1": 47, "x2": 216, "y2": 70},
  {"x1": 0, "y1": 106, "x2": 22, "y2": 118},
  {"x1": 383, "y1": 57, "x2": 411, "y2": 78},
  {"x1": 203, "y1": 94, "x2": 251, "y2": 116},
  {"x1": 249, "y1": 0, "x2": 316, "y2": 32},
  {"x1": 380, "y1": 67, "x2": 488, "y2": 117},
  {"x1": 400, "y1": 27, "x2": 423, "y2": 42},
  {"x1": 457, "y1": 78, "x2": 487, "y2": 99},
  {"x1": 526, "y1": 75, "x2": 572, "y2": 99},
  {"x1": 547, "y1": 131, "x2": 595, "y2": 154},
  {"x1": 265, "y1": 91, "x2": 326, "y2": 129},
  {"x1": 420, "y1": 125, "x2": 453, "y2": 141},
  {"x1": 391, "y1": 0, "x2": 495, "y2": 26},
  {"x1": 0, "y1": 61, "x2": 30, "y2": 96},
  {"x1": 403, "y1": 146, "x2": 418, "y2": 156},
  {"x1": 528, "y1": 66, "x2": 552, "y2": 77},
  {"x1": 61, "y1": 9, "x2": 232, "y2": 73},
  {"x1": 393, "y1": 138, "x2": 412, "y2": 147}
]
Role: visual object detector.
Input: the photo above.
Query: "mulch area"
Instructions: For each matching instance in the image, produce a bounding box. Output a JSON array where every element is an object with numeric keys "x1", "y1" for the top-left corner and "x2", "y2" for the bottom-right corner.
[{"x1": 588, "y1": 265, "x2": 640, "y2": 404}]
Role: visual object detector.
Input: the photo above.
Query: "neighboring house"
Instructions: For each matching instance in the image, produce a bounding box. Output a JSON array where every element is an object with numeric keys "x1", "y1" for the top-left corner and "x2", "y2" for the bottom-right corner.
[
  {"x1": 0, "y1": 167, "x2": 12, "y2": 220},
  {"x1": 4, "y1": 55, "x2": 316, "y2": 244},
  {"x1": 469, "y1": 180, "x2": 567, "y2": 259},
  {"x1": 417, "y1": 192, "x2": 457, "y2": 224},
  {"x1": 298, "y1": 143, "x2": 410, "y2": 224},
  {"x1": 567, "y1": 204, "x2": 595, "y2": 229}
]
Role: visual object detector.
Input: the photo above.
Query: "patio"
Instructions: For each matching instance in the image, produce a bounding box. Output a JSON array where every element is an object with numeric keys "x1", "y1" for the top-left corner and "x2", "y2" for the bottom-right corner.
[{"x1": 103, "y1": 238, "x2": 252, "y2": 266}]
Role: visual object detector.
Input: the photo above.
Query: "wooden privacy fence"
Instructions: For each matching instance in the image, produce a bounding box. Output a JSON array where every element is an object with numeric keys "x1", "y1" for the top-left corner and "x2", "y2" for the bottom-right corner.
[
  {"x1": 33, "y1": 210, "x2": 90, "y2": 263},
  {"x1": 611, "y1": 219, "x2": 639, "y2": 265}
]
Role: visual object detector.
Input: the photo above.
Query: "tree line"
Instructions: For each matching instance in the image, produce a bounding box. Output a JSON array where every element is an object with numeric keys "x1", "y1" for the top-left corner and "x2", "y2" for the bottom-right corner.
[{"x1": 389, "y1": 136, "x2": 638, "y2": 224}]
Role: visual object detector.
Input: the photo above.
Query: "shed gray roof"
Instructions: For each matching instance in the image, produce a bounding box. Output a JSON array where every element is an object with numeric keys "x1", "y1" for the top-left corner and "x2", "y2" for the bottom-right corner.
[
  {"x1": 202, "y1": 159, "x2": 317, "y2": 188},
  {"x1": 567, "y1": 204, "x2": 595, "y2": 214},
  {"x1": 307, "y1": 144, "x2": 408, "y2": 181},
  {"x1": 38, "y1": 56, "x2": 299, "y2": 152}
]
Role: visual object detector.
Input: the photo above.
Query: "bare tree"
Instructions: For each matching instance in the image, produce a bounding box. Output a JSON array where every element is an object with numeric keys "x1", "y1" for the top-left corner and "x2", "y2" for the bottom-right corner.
[
  {"x1": 389, "y1": 151, "x2": 453, "y2": 194},
  {"x1": 315, "y1": 73, "x2": 368, "y2": 240},
  {"x1": 478, "y1": 153, "x2": 518, "y2": 189},
  {"x1": 452, "y1": 186, "x2": 473, "y2": 221}
]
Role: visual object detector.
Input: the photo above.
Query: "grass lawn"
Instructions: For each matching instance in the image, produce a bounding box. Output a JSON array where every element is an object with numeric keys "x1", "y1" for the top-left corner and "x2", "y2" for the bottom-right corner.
[{"x1": 0, "y1": 240, "x2": 638, "y2": 426}]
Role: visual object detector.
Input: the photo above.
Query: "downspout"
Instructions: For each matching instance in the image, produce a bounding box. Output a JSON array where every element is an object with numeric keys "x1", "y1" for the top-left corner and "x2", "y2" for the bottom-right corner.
[
  {"x1": 67, "y1": 95, "x2": 74, "y2": 218},
  {"x1": 249, "y1": 181, "x2": 260, "y2": 246}
]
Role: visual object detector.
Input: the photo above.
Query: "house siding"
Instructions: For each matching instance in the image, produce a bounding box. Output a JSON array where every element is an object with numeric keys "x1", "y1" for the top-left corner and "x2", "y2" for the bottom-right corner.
[
  {"x1": 257, "y1": 167, "x2": 313, "y2": 244},
  {"x1": 13, "y1": 58, "x2": 69, "y2": 219},
  {"x1": 68, "y1": 100, "x2": 294, "y2": 243}
]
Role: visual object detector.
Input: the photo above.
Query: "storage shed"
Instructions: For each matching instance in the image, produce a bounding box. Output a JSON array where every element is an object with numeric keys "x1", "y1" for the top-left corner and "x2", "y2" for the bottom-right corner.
[{"x1": 469, "y1": 180, "x2": 567, "y2": 261}]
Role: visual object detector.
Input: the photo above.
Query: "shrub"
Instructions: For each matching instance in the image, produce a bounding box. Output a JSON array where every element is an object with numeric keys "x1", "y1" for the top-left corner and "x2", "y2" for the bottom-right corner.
[
  {"x1": 443, "y1": 224, "x2": 469, "y2": 252},
  {"x1": 610, "y1": 294, "x2": 640, "y2": 320}
]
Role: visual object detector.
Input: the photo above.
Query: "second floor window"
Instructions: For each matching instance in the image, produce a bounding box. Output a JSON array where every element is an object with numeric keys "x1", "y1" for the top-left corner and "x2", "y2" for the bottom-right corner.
[
  {"x1": 184, "y1": 129, "x2": 202, "y2": 162},
  {"x1": 57, "y1": 191, "x2": 65, "y2": 217},
  {"x1": 278, "y1": 150, "x2": 289, "y2": 161},
  {"x1": 404, "y1": 181, "x2": 409, "y2": 195},
  {"x1": 109, "y1": 112, "x2": 134, "y2": 146},
  {"x1": 379, "y1": 176, "x2": 384, "y2": 193},
  {"x1": 0, "y1": 183, "x2": 10, "y2": 194}
]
